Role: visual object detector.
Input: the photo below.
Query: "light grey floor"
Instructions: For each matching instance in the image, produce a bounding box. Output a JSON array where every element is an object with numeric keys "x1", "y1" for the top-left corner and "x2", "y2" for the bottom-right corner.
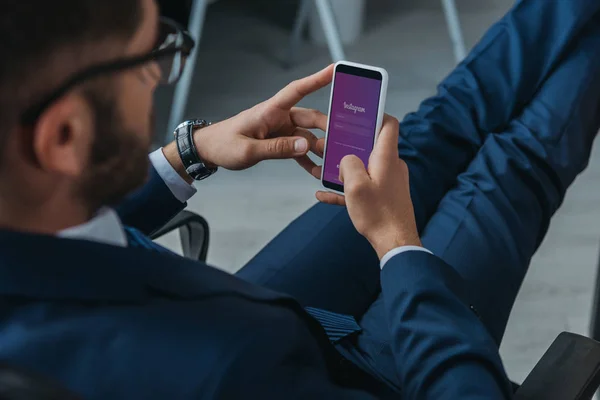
[{"x1": 154, "y1": 0, "x2": 600, "y2": 384}]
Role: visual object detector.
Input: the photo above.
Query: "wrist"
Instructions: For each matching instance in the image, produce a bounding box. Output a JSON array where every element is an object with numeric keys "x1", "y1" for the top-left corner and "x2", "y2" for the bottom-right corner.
[
  {"x1": 192, "y1": 123, "x2": 219, "y2": 170},
  {"x1": 162, "y1": 142, "x2": 194, "y2": 184},
  {"x1": 368, "y1": 230, "x2": 422, "y2": 260}
]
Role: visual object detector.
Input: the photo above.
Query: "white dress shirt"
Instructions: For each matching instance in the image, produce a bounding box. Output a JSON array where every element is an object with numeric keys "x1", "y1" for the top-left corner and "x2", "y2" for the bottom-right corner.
[
  {"x1": 58, "y1": 149, "x2": 431, "y2": 267},
  {"x1": 58, "y1": 207, "x2": 128, "y2": 247},
  {"x1": 56, "y1": 149, "x2": 194, "y2": 248}
]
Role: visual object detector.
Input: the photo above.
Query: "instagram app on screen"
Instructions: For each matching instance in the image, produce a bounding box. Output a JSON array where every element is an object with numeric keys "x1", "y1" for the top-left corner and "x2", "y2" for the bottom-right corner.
[{"x1": 322, "y1": 68, "x2": 384, "y2": 188}]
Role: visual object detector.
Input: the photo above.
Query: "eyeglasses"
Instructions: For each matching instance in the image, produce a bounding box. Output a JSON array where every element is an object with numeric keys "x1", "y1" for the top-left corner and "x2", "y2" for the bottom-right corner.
[{"x1": 20, "y1": 17, "x2": 195, "y2": 124}]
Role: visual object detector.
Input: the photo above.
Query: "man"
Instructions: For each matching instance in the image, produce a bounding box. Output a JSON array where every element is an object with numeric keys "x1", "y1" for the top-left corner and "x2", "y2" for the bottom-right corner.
[{"x1": 0, "y1": 0, "x2": 599, "y2": 399}]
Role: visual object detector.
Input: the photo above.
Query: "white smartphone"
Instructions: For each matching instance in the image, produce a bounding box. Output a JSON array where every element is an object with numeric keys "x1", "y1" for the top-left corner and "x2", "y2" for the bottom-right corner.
[{"x1": 321, "y1": 61, "x2": 388, "y2": 194}]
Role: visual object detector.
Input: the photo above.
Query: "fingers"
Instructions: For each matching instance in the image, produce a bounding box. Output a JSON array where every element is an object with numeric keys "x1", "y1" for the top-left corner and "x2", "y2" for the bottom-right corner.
[
  {"x1": 290, "y1": 107, "x2": 328, "y2": 132},
  {"x1": 248, "y1": 127, "x2": 325, "y2": 174},
  {"x1": 295, "y1": 156, "x2": 321, "y2": 179},
  {"x1": 372, "y1": 114, "x2": 400, "y2": 160},
  {"x1": 248, "y1": 136, "x2": 309, "y2": 164},
  {"x1": 271, "y1": 64, "x2": 334, "y2": 110},
  {"x1": 293, "y1": 129, "x2": 323, "y2": 179},
  {"x1": 339, "y1": 154, "x2": 369, "y2": 186},
  {"x1": 315, "y1": 138, "x2": 325, "y2": 158},
  {"x1": 316, "y1": 191, "x2": 346, "y2": 206},
  {"x1": 368, "y1": 115, "x2": 400, "y2": 176},
  {"x1": 292, "y1": 128, "x2": 323, "y2": 157}
]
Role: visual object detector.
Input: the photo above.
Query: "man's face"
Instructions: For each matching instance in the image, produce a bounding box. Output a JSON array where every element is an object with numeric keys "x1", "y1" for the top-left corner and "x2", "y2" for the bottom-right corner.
[{"x1": 75, "y1": 0, "x2": 162, "y2": 211}]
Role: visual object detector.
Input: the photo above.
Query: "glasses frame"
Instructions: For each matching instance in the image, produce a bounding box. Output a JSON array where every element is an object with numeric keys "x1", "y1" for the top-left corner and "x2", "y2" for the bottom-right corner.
[{"x1": 20, "y1": 17, "x2": 195, "y2": 125}]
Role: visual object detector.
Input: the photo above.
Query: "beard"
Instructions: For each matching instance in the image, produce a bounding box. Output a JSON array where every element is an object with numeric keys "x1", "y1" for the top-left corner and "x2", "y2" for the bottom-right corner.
[{"x1": 76, "y1": 89, "x2": 151, "y2": 214}]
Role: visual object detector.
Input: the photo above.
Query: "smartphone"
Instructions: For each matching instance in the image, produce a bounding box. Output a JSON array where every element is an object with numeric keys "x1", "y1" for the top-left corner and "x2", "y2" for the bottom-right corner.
[{"x1": 321, "y1": 61, "x2": 388, "y2": 194}]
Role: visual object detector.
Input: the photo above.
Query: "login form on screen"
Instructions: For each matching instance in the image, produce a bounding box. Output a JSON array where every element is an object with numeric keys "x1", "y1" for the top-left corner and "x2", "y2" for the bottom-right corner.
[{"x1": 323, "y1": 71, "x2": 382, "y2": 186}]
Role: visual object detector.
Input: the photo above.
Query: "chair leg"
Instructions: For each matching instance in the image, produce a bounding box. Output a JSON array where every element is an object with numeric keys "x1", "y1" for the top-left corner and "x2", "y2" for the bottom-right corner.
[
  {"x1": 313, "y1": 0, "x2": 346, "y2": 62},
  {"x1": 284, "y1": 0, "x2": 313, "y2": 68},
  {"x1": 441, "y1": 0, "x2": 466, "y2": 63},
  {"x1": 286, "y1": 0, "x2": 347, "y2": 66},
  {"x1": 590, "y1": 247, "x2": 600, "y2": 341},
  {"x1": 179, "y1": 223, "x2": 209, "y2": 262},
  {"x1": 165, "y1": 0, "x2": 210, "y2": 142}
]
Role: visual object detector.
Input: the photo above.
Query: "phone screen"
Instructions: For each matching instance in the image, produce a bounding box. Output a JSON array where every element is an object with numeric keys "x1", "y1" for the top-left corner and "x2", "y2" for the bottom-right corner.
[{"x1": 323, "y1": 64, "x2": 383, "y2": 192}]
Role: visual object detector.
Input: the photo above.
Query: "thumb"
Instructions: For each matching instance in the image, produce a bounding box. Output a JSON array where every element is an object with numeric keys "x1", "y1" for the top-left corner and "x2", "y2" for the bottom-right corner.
[
  {"x1": 253, "y1": 137, "x2": 309, "y2": 161},
  {"x1": 339, "y1": 154, "x2": 369, "y2": 187}
]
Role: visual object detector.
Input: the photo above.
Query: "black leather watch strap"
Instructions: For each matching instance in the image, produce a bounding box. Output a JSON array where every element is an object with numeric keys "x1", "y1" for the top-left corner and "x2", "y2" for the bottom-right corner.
[{"x1": 174, "y1": 119, "x2": 217, "y2": 181}]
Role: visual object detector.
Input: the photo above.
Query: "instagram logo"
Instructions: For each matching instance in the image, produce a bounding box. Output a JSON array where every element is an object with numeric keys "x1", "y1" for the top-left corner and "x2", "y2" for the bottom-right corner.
[{"x1": 343, "y1": 102, "x2": 366, "y2": 114}]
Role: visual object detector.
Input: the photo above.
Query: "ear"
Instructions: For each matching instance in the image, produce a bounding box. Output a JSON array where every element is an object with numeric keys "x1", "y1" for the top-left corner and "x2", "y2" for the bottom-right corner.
[{"x1": 33, "y1": 93, "x2": 93, "y2": 177}]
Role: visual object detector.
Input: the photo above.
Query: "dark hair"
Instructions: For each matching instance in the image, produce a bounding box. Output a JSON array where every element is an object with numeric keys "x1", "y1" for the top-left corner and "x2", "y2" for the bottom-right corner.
[{"x1": 0, "y1": 0, "x2": 142, "y2": 133}]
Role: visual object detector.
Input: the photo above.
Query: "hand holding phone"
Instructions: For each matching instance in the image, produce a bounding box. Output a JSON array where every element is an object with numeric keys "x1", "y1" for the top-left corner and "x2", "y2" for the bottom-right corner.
[
  {"x1": 321, "y1": 61, "x2": 388, "y2": 194},
  {"x1": 317, "y1": 115, "x2": 422, "y2": 259}
]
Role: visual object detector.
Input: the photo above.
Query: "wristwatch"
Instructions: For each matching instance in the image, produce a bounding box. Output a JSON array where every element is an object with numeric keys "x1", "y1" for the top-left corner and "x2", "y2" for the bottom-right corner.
[{"x1": 173, "y1": 119, "x2": 217, "y2": 181}]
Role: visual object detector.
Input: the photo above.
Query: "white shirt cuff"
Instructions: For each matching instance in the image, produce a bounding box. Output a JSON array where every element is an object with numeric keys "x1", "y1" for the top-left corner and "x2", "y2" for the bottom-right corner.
[
  {"x1": 380, "y1": 246, "x2": 433, "y2": 269},
  {"x1": 149, "y1": 148, "x2": 197, "y2": 203}
]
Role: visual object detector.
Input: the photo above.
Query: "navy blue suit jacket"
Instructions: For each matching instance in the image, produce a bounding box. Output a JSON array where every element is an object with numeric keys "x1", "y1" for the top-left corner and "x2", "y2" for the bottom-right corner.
[{"x1": 0, "y1": 165, "x2": 511, "y2": 399}]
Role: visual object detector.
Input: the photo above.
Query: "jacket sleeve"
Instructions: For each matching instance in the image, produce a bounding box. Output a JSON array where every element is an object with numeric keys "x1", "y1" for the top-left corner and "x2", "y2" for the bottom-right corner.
[
  {"x1": 381, "y1": 250, "x2": 513, "y2": 399},
  {"x1": 115, "y1": 163, "x2": 187, "y2": 235}
]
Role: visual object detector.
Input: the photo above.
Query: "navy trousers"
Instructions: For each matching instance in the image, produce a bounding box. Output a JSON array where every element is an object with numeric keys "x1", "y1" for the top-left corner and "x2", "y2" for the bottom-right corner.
[{"x1": 237, "y1": 0, "x2": 600, "y2": 390}]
